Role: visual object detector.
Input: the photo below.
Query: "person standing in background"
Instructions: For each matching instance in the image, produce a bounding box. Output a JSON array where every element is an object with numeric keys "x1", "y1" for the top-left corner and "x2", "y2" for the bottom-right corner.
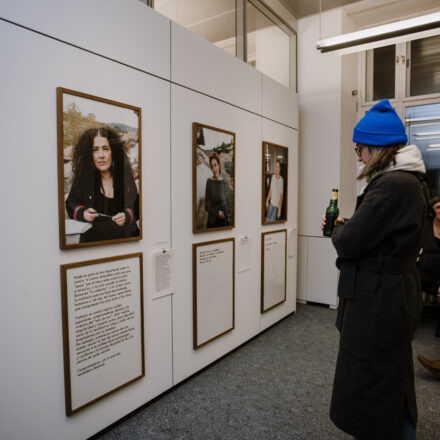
[
  {"x1": 322, "y1": 99, "x2": 428, "y2": 440},
  {"x1": 265, "y1": 159, "x2": 284, "y2": 222}
]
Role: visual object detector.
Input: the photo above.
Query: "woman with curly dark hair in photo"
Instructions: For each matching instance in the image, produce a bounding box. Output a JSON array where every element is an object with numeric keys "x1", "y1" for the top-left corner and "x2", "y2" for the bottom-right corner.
[{"x1": 66, "y1": 126, "x2": 139, "y2": 243}]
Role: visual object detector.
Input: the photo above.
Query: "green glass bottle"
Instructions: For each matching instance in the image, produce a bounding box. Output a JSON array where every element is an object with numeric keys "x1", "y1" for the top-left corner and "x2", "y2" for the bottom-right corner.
[{"x1": 323, "y1": 189, "x2": 339, "y2": 237}]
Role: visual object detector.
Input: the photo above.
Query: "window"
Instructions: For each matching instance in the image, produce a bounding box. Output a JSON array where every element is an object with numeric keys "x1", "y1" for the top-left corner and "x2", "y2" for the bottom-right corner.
[
  {"x1": 408, "y1": 35, "x2": 440, "y2": 97},
  {"x1": 365, "y1": 45, "x2": 395, "y2": 102},
  {"x1": 362, "y1": 35, "x2": 440, "y2": 105},
  {"x1": 405, "y1": 102, "x2": 440, "y2": 197}
]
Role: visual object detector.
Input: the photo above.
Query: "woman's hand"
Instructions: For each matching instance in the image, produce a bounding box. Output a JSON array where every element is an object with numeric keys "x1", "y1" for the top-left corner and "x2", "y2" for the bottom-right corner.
[
  {"x1": 277, "y1": 208, "x2": 281, "y2": 219},
  {"x1": 321, "y1": 215, "x2": 344, "y2": 231},
  {"x1": 83, "y1": 208, "x2": 98, "y2": 222},
  {"x1": 112, "y1": 212, "x2": 126, "y2": 226},
  {"x1": 218, "y1": 210, "x2": 225, "y2": 220}
]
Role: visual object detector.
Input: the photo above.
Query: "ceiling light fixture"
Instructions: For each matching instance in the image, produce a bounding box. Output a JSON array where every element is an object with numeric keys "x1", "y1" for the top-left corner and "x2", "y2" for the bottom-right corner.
[{"x1": 317, "y1": 11, "x2": 440, "y2": 55}]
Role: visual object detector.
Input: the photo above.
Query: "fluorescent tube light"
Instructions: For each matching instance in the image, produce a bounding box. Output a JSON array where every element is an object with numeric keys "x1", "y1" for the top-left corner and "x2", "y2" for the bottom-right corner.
[
  {"x1": 414, "y1": 136, "x2": 440, "y2": 140},
  {"x1": 414, "y1": 131, "x2": 440, "y2": 136},
  {"x1": 317, "y1": 12, "x2": 440, "y2": 54}
]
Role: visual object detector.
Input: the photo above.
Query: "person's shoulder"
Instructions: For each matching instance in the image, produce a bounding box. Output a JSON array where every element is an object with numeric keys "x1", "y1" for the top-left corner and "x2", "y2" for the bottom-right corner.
[{"x1": 372, "y1": 171, "x2": 422, "y2": 193}]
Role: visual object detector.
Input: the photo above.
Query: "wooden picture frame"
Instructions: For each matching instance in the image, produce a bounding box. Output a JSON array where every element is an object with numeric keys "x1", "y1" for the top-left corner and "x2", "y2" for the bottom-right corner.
[
  {"x1": 261, "y1": 229, "x2": 287, "y2": 313},
  {"x1": 193, "y1": 238, "x2": 235, "y2": 349},
  {"x1": 57, "y1": 87, "x2": 142, "y2": 249},
  {"x1": 262, "y1": 141, "x2": 288, "y2": 225},
  {"x1": 60, "y1": 253, "x2": 145, "y2": 415},
  {"x1": 193, "y1": 122, "x2": 235, "y2": 233}
]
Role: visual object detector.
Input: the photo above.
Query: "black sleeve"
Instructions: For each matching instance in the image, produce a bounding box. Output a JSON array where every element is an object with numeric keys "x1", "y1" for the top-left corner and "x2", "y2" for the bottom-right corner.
[
  {"x1": 124, "y1": 177, "x2": 139, "y2": 225},
  {"x1": 331, "y1": 173, "x2": 424, "y2": 260},
  {"x1": 204, "y1": 180, "x2": 216, "y2": 216},
  {"x1": 66, "y1": 180, "x2": 86, "y2": 222}
]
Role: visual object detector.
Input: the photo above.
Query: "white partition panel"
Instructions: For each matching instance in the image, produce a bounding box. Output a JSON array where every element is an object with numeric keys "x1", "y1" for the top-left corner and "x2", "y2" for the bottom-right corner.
[
  {"x1": 171, "y1": 22, "x2": 262, "y2": 115},
  {"x1": 0, "y1": 21, "x2": 172, "y2": 440},
  {"x1": 0, "y1": 0, "x2": 171, "y2": 79},
  {"x1": 297, "y1": 236, "x2": 308, "y2": 302},
  {"x1": 171, "y1": 84, "x2": 262, "y2": 384},
  {"x1": 262, "y1": 75, "x2": 299, "y2": 129},
  {"x1": 260, "y1": 119, "x2": 298, "y2": 331},
  {"x1": 306, "y1": 236, "x2": 338, "y2": 307}
]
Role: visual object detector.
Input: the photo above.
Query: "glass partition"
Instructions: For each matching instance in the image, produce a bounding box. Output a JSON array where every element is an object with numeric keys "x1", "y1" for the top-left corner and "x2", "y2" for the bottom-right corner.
[
  {"x1": 155, "y1": 0, "x2": 237, "y2": 56},
  {"x1": 246, "y1": 1, "x2": 290, "y2": 88}
]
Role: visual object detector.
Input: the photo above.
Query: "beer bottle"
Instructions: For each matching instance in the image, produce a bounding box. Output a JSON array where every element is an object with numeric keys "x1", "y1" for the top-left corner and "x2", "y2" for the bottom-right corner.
[{"x1": 323, "y1": 189, "x2": 339, "y2": 237}]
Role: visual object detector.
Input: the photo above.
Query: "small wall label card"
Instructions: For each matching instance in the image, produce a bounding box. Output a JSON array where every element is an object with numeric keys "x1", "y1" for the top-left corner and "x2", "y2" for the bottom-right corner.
[
  {"x1": 60, "y1": 253, "x2": 144, "y2": 415},
  {"x1": 193, "y1": 238, "x2": 235, "y2": 349},
  {"x1": 261, "y1": 230, "x2": 287, "y2": 313}
]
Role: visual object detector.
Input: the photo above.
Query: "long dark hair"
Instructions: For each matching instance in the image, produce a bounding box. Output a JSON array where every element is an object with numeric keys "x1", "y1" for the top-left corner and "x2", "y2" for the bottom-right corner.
[
  {"x1": 357, "y1": 144, "x2": 402, "y2": 182},
  {"x1": 429, "y1": 195, "x2": 440, "y2": 219},
  {"x1": 71, "y1": 126, "x2": 132, "y2": 199}
]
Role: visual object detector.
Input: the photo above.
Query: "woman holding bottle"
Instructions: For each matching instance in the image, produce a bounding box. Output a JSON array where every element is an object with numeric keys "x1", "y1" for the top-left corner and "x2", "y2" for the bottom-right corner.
[{"x1": 322, "y1": 99, "x2": 428, "y2": 440}]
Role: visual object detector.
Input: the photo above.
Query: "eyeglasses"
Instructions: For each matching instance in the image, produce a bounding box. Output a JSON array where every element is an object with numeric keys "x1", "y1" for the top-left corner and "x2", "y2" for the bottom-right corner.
[{"x1": 354, "y1": 144, "x2": 363, "y2": 156}]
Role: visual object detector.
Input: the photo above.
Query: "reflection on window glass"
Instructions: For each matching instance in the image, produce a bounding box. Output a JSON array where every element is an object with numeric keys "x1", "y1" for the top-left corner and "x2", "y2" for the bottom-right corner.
[
  {"x1": 410, "y1": 35, "x2": 440, "y2": 97},
  {"x1": 155, "y1": 0, "x2": 236, "y2": 56},
  {"x1": 366, "y1": 45, "x2": 395, "y2": 102},
  {"x1": 246, "y1": 1, "x2": 290, "y2": 88},
  {"x1": 405, "y1": 102, "x2": 440, "y2": 197}
]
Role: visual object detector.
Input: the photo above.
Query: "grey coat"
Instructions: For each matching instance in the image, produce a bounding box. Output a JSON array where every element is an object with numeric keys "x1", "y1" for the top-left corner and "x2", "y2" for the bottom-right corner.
[{"x1": 330, "y1": 170, "x2": 427, "y2": 440}]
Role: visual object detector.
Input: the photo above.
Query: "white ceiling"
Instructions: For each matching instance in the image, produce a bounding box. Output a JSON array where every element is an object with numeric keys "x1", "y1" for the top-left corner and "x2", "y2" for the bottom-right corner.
[{"x1": 280, "y1": 0, "x2": 361, "y2": 17}]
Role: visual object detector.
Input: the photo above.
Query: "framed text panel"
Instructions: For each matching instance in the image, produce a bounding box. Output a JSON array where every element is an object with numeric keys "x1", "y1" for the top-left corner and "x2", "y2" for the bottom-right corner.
[
  {"x1": 261, "y1": 230, "x2": 287, "y2": 313},
  {"x1": 60, "y1": 253, "x2": 145, "y2": 415},
  {"x1": 193, "y1": 238, "x2": 235, "y2": 348}
]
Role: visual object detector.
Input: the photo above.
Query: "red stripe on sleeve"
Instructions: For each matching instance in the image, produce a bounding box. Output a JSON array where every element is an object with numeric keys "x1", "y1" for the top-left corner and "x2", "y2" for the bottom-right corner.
[
  {"x1": 126, "y1": 208, "x2": 134, "y2": 224},
  {"x1": 73, "y1": 205, "x2": 85, "y2": 221}
]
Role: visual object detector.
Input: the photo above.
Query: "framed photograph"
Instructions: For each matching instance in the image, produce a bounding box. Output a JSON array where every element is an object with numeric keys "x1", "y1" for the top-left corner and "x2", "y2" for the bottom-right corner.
[
  {"x1": 262, "y1": 141, "x2": 288, "y2": 224},
  {"x1": 60, "y1": 253, "x2": 145, "y2": 415},
  {"x1": 193, "y1": 122, "x2": 235, "y2": 233},
  {"x1": 193, "y1": 238, "x2": 235, "y2": 349},
  {"x1": 57, "y1": 87, "x2": 142, "y2": 249},
  {"x1": 261, "y1": 229, "x2": 287, "y2": 313}
]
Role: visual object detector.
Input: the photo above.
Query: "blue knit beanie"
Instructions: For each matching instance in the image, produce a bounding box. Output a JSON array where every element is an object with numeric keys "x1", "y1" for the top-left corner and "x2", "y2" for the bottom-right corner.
[{"x1": 353, "y1": 99, "x2": 407, "y2": 146}]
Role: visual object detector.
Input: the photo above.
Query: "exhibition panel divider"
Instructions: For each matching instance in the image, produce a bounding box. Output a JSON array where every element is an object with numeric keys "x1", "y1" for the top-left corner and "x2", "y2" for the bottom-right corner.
[{"x1": 0, "y1": 2, "x2": 298, "y2": 438}]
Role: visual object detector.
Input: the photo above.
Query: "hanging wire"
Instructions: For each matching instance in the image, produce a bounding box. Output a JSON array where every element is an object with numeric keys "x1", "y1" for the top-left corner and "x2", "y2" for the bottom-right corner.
[{"x1": 319, "y1": 0, "x2": 322, "y2": 41}]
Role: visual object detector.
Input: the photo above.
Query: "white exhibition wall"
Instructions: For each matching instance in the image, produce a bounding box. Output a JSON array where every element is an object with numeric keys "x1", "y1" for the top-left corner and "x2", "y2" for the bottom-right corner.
[
  {"x1": 296, "y1": 8, "x2": 357, "y2": 307},
  {"x1": 0, "y1": 1, "x2": 298, "y2": 439}
]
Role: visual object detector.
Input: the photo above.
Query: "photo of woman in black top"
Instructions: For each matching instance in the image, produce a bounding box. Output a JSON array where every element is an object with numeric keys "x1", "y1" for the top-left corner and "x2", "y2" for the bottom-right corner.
[
  {"x1": 66, "y1": 126, "x2": 139, "y2": 243},
  {"x1": 193, "y1": 122, "x2": 235, "y2": 233},
  {"x1": 204, "y1": 152, "x2": 229, "y2": 228}
]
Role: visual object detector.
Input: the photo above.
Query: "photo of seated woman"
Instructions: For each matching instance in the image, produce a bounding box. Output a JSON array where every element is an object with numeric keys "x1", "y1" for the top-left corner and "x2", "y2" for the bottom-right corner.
[
  {"x1": 58, "y1": 88, "x2": 141, "y2": 248},
  {"x1": 262, "y1": 142, "x2": 288, "y2": 224},
  {"x1": 193, "y1": 123, "x2": 235, "y2": 233}
]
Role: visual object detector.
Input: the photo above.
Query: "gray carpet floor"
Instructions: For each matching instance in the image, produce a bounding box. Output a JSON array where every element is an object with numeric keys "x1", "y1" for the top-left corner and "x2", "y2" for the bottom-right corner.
[{"x1": 91, "y1": 303, "x2": 440, "y2": 440}]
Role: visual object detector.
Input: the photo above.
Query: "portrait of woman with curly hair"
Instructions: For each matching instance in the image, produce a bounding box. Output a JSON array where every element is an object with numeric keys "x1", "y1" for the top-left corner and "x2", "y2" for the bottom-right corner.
[
  {"x1": 66, "y1": 125, "x2": 139, "y2": 243},
  {"x1": 58, "y1": 88, "x2": 141, "y2": 248}
]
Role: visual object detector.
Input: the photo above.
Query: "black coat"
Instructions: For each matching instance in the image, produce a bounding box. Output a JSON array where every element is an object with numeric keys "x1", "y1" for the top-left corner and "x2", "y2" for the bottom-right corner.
[
  {"x1": 417, "y1": 222, "x2": 440, "y2": 294},
  {"x1": 330, "y1": 170, "x2": 428, "y2": 440}
]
